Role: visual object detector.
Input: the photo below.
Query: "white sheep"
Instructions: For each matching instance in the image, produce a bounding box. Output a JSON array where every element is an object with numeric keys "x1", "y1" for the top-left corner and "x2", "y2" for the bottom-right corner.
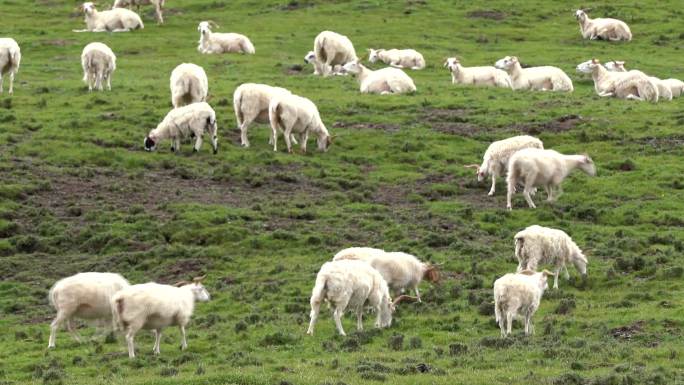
[
  {"x1": 306, "y1": 260, "x2": 415, "y2": 336},
  {"x1": 464, "y1": 135, "x2": 544, "y2": 196},
  {"x1": 603, "y1": 60, "x2": 673, "y2": 101},
  {"x1": 304, "y1": 51, "x2": 346, "y2": 76},
  {"x1": 0, "y1": 38, "x2": 20, "y2": 95},
  {"x1": 197, "y1": 21, "x2": 255, "y2": 54},
  {"x1": 268, "y1": 93, "x2": 332, "y2": 153},
  {"x1": 48, "y1": 272, "x2": 130, "y2": 348},
  {"x1": 111, "y1": 276, "x2": 210, "y2": 358},
  {"x1": 514, "y1": 225, "x2": 588, "y2": 289},
  {"x1": 312, "y1": 31, "x2": 358, "y2": 77},
  {"x1": 233, "y1": 83, "x2": 299, "y2": 147},
  {"x1": 494, "y1": 270, "x2": 551, "y2": 337},
  {"x1": 170, "y1": 63, "x2": 208, "y2": 109},
  {"x1": 495, "y1": 56, "x2": 573, "y2": 92},
  {"x1": 506, "y1": 148, "x2": 596, "y2": 210},
  {"x1": 576, "y1": 59, "x2": 658, "y2": 102},
  {"x1": 81, "y1": 42, "x2": 116, "y2": 92},
  {"x1": 75, "y1": 2, "x2": 143, "y2": 32},
  {"x1": 112, "y1": 0, "x2": 165, "y2": 24},
  {"x1": 144, "y1": 102, "x2": 218, "y2": 154},
  {"x1": 342, "y1": 60, "x2": 416, "y2": 95},
  {"x1": 662, "y1": 78, "x2": 684, "y2": 98},
  {"x1": 368, "y1": 48, "x2": 425, "y2": 70},
  {"x1": 443, "y1": 57, "x2": 511, "y2": 88},
  {"x1": 575, "y1": 10, "x2": 632, "y2": 41}
]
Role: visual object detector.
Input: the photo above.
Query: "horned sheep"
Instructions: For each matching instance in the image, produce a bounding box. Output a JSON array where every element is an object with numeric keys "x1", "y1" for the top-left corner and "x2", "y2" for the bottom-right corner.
[
  {"x1": 342, "y1": 60, "x2": 416, "y2": 95},
  {"x1": 493, "y1": 270, "x2": 551, "y2": 337},
  {"x1": 233, "y1": 83, "x2": 298, "y2": 147},
  {"x1": 312, "y1": 31, "x2": 358, "y2": 77},
  {"x1": 575, "y1": 10, "x2": 632, "y2": 41},
  {"x1": 81, "y1": 42, "x2": 116, "y2": 92},
  {"x1": 368, "y1": 48, "x2": 425, "y2": 70},
  {"x1": 576, "y1": 59, "x2": 658, "y2": 102},
  {"x1": 112, "y1": 0, "x2": 165, "y2": 24},
  {"x1": 603, "y1": 60, "x2": 673, "y2": 101},
  {"x1": 75, "y1": 2, "x2": 143, "y2": 32},
  {"x1": 268, "y1": 93, "x2": 332, "y2": 153},
  {"x1": 495, "y1": 56, "x2": 573, "y2": 92},
  {"x1": 444, "y1": 57, "x2": 511, "y2": 88},
  {"x1": 197, "y1": 21, "x2": 255, "y2": 55},
  {"x1": 170, "y1": 63, "x2": 208, "y2": 109},
  {"x1": 0, "y1": 38, "x2": 20, "y2": 95},
  {"x1": 144, "y1": 102, "x2": 218, "y2": 154}
]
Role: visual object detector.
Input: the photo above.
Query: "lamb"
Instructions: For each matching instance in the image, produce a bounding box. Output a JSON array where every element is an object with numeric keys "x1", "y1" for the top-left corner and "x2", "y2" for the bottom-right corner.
[
  {"x1": 268, "y1": 93, "x2": 332, "y2": 153},
  {"x1": 48, "y1": 272, "x2": 130, "y2": 348},
  {"x1": 75, "y1": 2, "x2": 143, "y2": 32},
  {"x1": 514, "y1": 225, "x2": 588, "y2": 289},
  {"x1": 506, "y1": 148, "x2": 596, "y2": 210},
  {"x1": 197, "y1": 21, "x2": 255, "y2": 55},
  {"x1": 0, "y1": 38, "x2": 20, "y2": 95},
  {"x1": 494, "y1": 56, "x2": 573, "y2": 92},
  {"x1": 304, "y1": 51, "x2": 346, "y2": 76},
  {"x1": 443, "y1": 57, "x2": 511, "y2": 88},
  {"x1": 575, "y1": 59, "x2": 658, "y2": 102},
  {"x1": 368, "y1": 48, "x2": 425, "y2": 70},
  {"x1": 170, "y1": 63, "x2": 208, "y2": 109},
  {"x1": 603, "y1": 60, "x2": 673, "y2": 101},
  {"x1": 144, "y1": 102, "x2": 218, "y2": 154},
  {"x1": 342, "y1": 60, "x2": 416, "y2": 95},
  {"x1": 233, "y1": 83, "x2": 299, "y2": 147},
  {"x1": 111, "y1": 276, "x2": 210, "y2": 358},
  {"x1": 312, "y1": 31, "x2": 358, "y2": 76},
  {"x1": 306, "y1": 260, "x2": 416, "y2": 336},
  {"x1": 112, "y1": 0, "x2": 165, "y2": 24},
  {"x1": 493, "y1": 270, "x2": 551, "y2": 337},
  {"x1": 464, "y1": 135, "x2": 544, "y2": 196},
  {"x1": 81, "y1": 42, "x2": 116, "y2": 92},
  {"x1": 575, "y1": 10, "x2": 632, "y2": 41}
]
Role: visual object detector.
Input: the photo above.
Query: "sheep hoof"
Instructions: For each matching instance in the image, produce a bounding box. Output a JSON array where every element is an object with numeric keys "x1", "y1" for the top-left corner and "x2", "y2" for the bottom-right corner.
[
  {"x1": 193, "y1": 148, "x2": 198, "y2": 153},
  {"x1": 213, "y1": 149, "x2": 217, "y2": 155},
  {"x1": 488, "y1": 191, "x2": 494, "y2": 196}
]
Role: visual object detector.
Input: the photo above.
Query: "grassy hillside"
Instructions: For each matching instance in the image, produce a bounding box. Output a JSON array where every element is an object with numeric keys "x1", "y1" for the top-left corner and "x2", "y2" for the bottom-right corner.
[{"x1": 1, "y1": 0, "x2": 683, "y2": 384}]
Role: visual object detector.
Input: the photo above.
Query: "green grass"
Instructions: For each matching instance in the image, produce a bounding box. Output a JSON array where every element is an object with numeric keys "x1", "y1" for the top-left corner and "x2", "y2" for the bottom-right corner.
[{"x1": 1, "y1": 0, "x2": 684, "y2": 384}]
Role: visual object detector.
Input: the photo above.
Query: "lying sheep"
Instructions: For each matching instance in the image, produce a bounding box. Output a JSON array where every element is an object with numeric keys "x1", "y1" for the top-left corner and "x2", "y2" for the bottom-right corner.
[
  {"x1": 342, "y1": 60, "x2": 416, "y2": 95},
  {"x1": 268, "y1": 93, "x2": 332, "y2": 153},
  {"x1": 662, "y1": 78, "x2": 684, "y2": 98},
  {"x1": 233, "y1": 83, "x2": 300, "y2": 147},
  {"x1": 0, "y1": 38, "x2": 20, "y2": 95},
  {"x1": 515, "y1": 225, "x2": 588, "y2": 289},
  {"x1": 464, "y1": 135, "x2": 543, "y2": 196},
  {"x1": 368, "y1": 48, "x2": 425, "y2": 70},
  {"x1": 170, "y1": 63, "x2": 208, "y2": 109},
  {"x1": 111, "y1": 276, "x2": 210, "y2": 358},
  {"x1": 576, "y1": 59, "x2": 658, "y2": 102},
  {"x1": 304, "y1": 51, "x2": 346, "y2": 76},
  {"x1": 495, "y1": 56, "x2": 573, "y2": 92},
  {"x1": 444, "y1": 57, "x2": 511, "y2": 88},
  {"x1": 144, "y1": 102, "x2": 218, "y2": 154},
  {"x1": 81, "y1": 42, "x2": 116, "y2": 92},
  {"x1": 506, "y1": 148, "x2": 596, "y2": 210},
  {"x1": 112, "y1": 0, "x2": 165, "y2": 24},
  {"x1": 575, "y1": 10, "x2": 632, "y2": 41},
  {"x1": 48, "y1": 272, "x2": 130, "y2": 348},
  {"x1": 494, "y1": 270, "x2": 551, "y2": 337},
  {"x1": 197, "y1": 21, "x2": 255, "y2": 54},
  {"x1": 75, "y1": 2, "x2": 143, "y2": 32},
  {"x1": 312, "y1": 31, "x2": 358, "y2": 77},
  {"x1": 603, "y1": 60, "x2": 672, "y2": 101}
]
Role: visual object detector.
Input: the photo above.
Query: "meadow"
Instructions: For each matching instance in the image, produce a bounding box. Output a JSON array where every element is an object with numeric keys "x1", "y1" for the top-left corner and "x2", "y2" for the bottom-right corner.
[{"x1": 1, "y1": 0, "x2": 684, "y2": 384}]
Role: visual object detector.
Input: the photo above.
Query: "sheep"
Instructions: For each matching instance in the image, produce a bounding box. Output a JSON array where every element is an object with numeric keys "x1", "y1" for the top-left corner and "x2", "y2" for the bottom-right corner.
[
  {"x1": 197, "y1": 21, "x2": 255, "y2": 55},
  {"x1": 494, "y1": 56, "x2": 573, "y2": 92},
  {"x1": 81, "y1": 42, "x2": 116, "y2": 92},
  {"x1": 575, "y1": 59, "x2": 658, "y2": 102},
  {"x1": 575, "y1": 10, "x2": 632, "y2": 41},
  {"x1": 342, "y1": 60, "x2": 416, "y2": 95},
  {"x1": 312, "y1": 31, "x2": 358, "y2": 77},
  {"x1": 0, "y1": 38, "x2": 20, "y2": 95},
  {"x1": 170, "y1": 63, "x2": 208, "y2": 109},
  {"x1": 75, "y1": 2, "x2": 143, "y2": 32},
  {"x1": 233, "y1": 83, "x2": 299, "y2": 147},
  {"x1": 603, "y1": 60, "x2": 673, "y2": 101},
  {"x1": 48, "y1": 272, "x2": 130, "y2": 348},
  {"x1": 368, "y1": 48, "x2": 425, "y2": 70},
  {"x1": 493, "y1": 270, "x2": 552, "y2": 337},
  {"x1": 662, "y1": 78, "x2": 684, "y2": 98},
  {"x1": 268, "y1": 93, "x2": 332, "y2": 154},
  {"x1": 306, "y1": 260, "x2": 416, "y2": 336},
  {"x1": 112, "y1": 0, "x2": 165, "y2": 24},
  {"x1": 144, "y1": 102, "x2": 218, "y2": 154},
  {"x1": 464, "y1": 135, "x2": 544, "y2": 196},
  {"x1": 304, "y1": 51, "x2": 346, "y2": 76},
  {"x1": 332, "y1": 248, "x2": 440, "y2": 302},
  {"x1": 506, "y1": 148, "x2": 596, "y2": 210},
  {"x1": 514, "y1": 225, "x2": 588, "y2": 289},
  {"x1": 443, "y1": 57, "x2": 511, "y2": 88},
  {"x1": 111, "y1": 276, "x2": 210, "y2": 358}
]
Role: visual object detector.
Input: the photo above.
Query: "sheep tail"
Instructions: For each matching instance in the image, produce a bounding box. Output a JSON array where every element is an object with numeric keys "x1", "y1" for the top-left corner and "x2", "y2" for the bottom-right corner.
[
  {"x1": 515, "y1": 236, "x2": 525, "y2": 262},
  {"x1": 48, "y1": 285, "x2": 58, "y2": 309},
  {"x1": 111, "y1": 296, "x2": 125, "y2": 332},
  {"x1": 233, "y1": 87, "x2": 244, "y2": 126},
  {"x1": 268, "y1": 98, "x2": 283, "y2": 134},
  {"x1": 315, "y1": 37, "x2": 327, "y2": 62},
  {"x1": 10, "y1": 47, "x2": 21, "y2": 70},
  {"x1": 309, "y1": 274, "x2": 327, "y2": 307}
]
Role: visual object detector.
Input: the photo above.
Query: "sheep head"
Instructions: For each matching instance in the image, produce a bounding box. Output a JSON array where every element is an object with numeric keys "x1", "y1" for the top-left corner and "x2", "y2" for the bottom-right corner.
[
  {"x1": 577, "y1": 154, "x2": 596, "y2": 176},
  {"x1": 198, "y1": 21, "x2": 218, "y2": 35},
  {"x1": 368, "y1": 49, "x2": 380, "y2": 63},
  {"x1": 82, "y1": 2, "x2": 96, "y2": 13},
  {"x1": 423, "y1": 264, "x2": 441, "y2": 284},
  {"x1": 604, "y1": 60, "x2": 626, "y2": 72},
  {"x1": 304, "y1": 51, "x2": 315, "y2": 64},
  {"x1": 575, "y1": 59, "x2": 600, "y2": 74},
  {"x1": 463, "y1": 163, "x2": 486, "y2": 181},
  {"x1": 494, "y1": 56, "x2": 517, "y2": 70},
  {"x1": 443, "y1": 57, "x2": 459, "y2": 71},
  {"x1": 575, "y1": 9, "x2": 587, "y2": 21},
  {"x1": 341, "y1": 60, "x2": 363, "y2": 75},
  {"x1": 143, "y1": 135, "x2": 156, "y2": 152}
]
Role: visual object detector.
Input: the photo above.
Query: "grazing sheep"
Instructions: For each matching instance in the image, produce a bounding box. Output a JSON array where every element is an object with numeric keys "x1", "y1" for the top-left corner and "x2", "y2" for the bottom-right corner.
[
  {"x1": 342, "y1": 60, "x2": 416, "y2": 95},
  {"x1": 268, "y1": 93, "x2": 332, "y2": 153},
  {"x1": 112, "y1": 0, "x2": 165, "y2": 24},
  {"x1": 515, "y1": 225, "x2": 588, "y2": 289},
  {"x1": 197, "y1": 21, "x2": 255, "y2": 54},
  {"x1": 494, "y1": 270, "x2": 551, "y2": 337},
  {"x1": 506, "y1": 148, "x2": 596, "y2": 210},
  {"x1": 144, "y1": 102, "x2": 218, "y2": 154},
  {"x1": 233, "y1": 83, "x2": 298, "y2": 147},
  {"x1": 0, "y1": 38, "x2": 20, "y2": 95},
  {"x1": 304, "y1": 51, "x2": 346, "y2": 76},
  {"x1": 464, "y1": 135, "x2": 544, "y2": 196},
  {"x1": 48, "y1": 272, "x2": 130, "y2": 348},
  {"x1": 603, "y1": 60, "x2": 673, "y2": 101},
  {"x1": 576, "y1": 59, "x2": 658, "y2": 102},
  {"x1": 313, "y1": 31, "x2": 358, "y2": 77},
  {"x1": 111, "y1": 276, "x2": 210, "y2": 358},
  {"x1": 368, "y1": 48, "x2": 425, "y2": 70},
  {"x1": 306, "y1": 260, "x2": 416, "y2": 336},
  {"x1": 75, "y1": 2, "x2": 143, "y2": 32},
  {"x1": 495, "y1": 56, "x2": 573, "y2": 92},
  {"x1": 81, "y1": 42, "x2": 116, "y2": 92},
  {"x1": 444, "y1": 57, "x2": 511, "y2": 88},
  {"x1": 575, "y1": 10, "x2": 632, "y2": 41},
  {"x1": 170, "y1": 63, "x2": 208, "y2": 108}
]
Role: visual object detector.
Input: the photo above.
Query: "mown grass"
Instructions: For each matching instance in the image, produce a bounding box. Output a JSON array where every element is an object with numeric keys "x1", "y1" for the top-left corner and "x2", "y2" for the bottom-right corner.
[{"x1": 1, "y1": 0, "x2": 683, "y2": 384}]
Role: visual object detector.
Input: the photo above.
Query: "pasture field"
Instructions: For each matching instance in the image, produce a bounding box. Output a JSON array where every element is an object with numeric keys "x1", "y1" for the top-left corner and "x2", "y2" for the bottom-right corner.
[{"x1": 1, "y1": 0, "x2": 684, "y2": 384}]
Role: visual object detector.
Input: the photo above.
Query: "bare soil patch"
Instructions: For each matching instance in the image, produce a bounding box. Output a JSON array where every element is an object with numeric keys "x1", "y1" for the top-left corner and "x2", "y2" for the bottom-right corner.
[
  {"x1": 333, "y1": 121, "x2": 401, "y2": 132},
  {"x1": 466, "y1": 10, "x2": 506, "y2": 20},
  {"x1": 610, "y1": 320, "x2": 645, "y2": 340},
  {"x1": 422, "y1": 108, "x2": 485, "y2": 136},
  {"x1": 514, "y1": 114, "x2": 584, "y2": 134}
]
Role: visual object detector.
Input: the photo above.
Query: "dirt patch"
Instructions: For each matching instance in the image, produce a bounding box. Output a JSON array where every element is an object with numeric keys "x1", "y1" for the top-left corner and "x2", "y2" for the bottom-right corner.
[
  {"x1": 41, "y1": 39, "x2": 76, "y2": 47},
  {"x1": 279, "y1": 1, "x2": 314, "y2": 11},
  {"x1": 515, "y1": 114, "x2": 583, "y2": 134},
  {"x1": 333, "y1": 121, "x2": 401, "y2": 132},
  {"x1": 466, "y1": 10, "x2": 506, "y2": 20},
  {"x1": 629, "y1": 136, "x2": 684, "y2": 151},
  {"x1": 157, "y1": 259, "x2": 208, "y2": 283},
  {"x1": 422, "y1": 108, "x2": 485, "y2": 136},
  {"x1": 285, "y1": 64, "x2": 304, "y2": 76},
  {"x1": 610, "y1": 321, "x2": 645, "y2": 340}
]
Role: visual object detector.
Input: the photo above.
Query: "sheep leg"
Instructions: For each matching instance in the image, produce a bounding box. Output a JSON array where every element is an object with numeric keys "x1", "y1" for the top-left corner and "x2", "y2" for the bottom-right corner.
[
  {"x1": 179, "y1": 325, "x2": 187, "y2": 350},
  {"x1": 333, "y1": 307, "x2": 346, "y2": 336},
  {"x1": 488, "y1": 174, "x2": 497, "y2": 196},
  {"x1": 598, "y1": 91, "x2": 614, "y2": 97},
  {"x1": 96, "y1": 71, "x2": 104, "y2": 91},
  {"x1": 124, "y1": 322, "x2": 143, "y2": 358},
  {"x1": 8, "y1": 72, "x2": 14, "y2": 95},
  {"x1": 283, "y1": 126, "x2": 294, "y2": 153},
  {"x1": 193, "y1": 133, "x2": 203, "y2": 152},
  {"x1": 505, "y1": 311, "x2": 513, "y2": 336},
  {"x1": 271, "y1": 125, "x2": 278, "y2": 152},
  {"x1": 356, "y1": 309, "x2": 364, "y2": 331},
  {"x1": 239, "y1": 118, "x2": 253, "y2": 147},
  {"x1": 522, "y1": 172, "x2": 537, "y2": 208},
  {"x1": 552, "y1": 185, "x2": 563, "y2": 201},
  {"x1": 106, "y1": 73, "x2": 112, "y2": 91},
  {"x1": 299, "y1": 131, "x2": 308, "y2": 154},
  {"x1": 152, "y1": 329, "x2": 161, "y2": 355},
  {"x1": 48, "y1": 311, "x2": 68, "y2": 348},
  {"x1": 156, "y1": 5, "x2": 164, "y2": 24},
  {"x1": 306, "y1": 301, "x2": 320, "y2": 335},
  {"x1": 66, "y1": 319, "x2": 82, "y2": 343},
  {"x1": 553, "y1": 267, "x2": 560, "y2": 289},
  {"x1": 414, "y1": 287, "x2": 422, "y2": 303},
  {"x1": 563, "y1": 264, "x2": 570, "y2": 280},
  {"x1": 524, "y1": 313, "x2": 533, "y2": 335}
]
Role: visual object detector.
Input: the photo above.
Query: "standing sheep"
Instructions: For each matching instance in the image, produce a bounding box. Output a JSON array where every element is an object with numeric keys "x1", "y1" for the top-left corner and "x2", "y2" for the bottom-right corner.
[
  {"x1": 233, "y1": 83, "x2": 298, "y2": 147},
  {"x1": 197, "y1": 21, "x2": 255, "y2": 54},
  {"x1": 304, "y1": 51, "x2": 346, "y2": 76},
  {"x1": 368, "y1": 48, "x2": 425, "y2": 70},
  {"x1": 494, "y1": 270, "x2": 552, "y2": 337},
  {"x1": 75, "y1": 2, "x2": 143, "y2": 32},
  {"x1": 144, "y1": 102, "x2": 218, "y2": 154},
  {"x1": 312, "y1": 31, "x2": 358, "y2": 77},
  {"x1": 342, "y1": 60, "x2": 416, "y2": 95},
  {"x1": 576, "y1": 59, "x2": 658, "y2": 102},
  {"x1": 444, "y1": 57, "x2": 511, "y2": 88},
  {"x1": 170, "y1": 63, "x2": 208, "y2": 109},
  {"x1": 0, "y1": 38, "x2": 20, "y2": 95},
  {"x1": 268, "y1": 93, "x2": 332, "y2": 154},
  {"x1": 81, "y1": 42, "x2": 116, "y2": 92},
  {"x1": 495, "y1": 56, "x2": 573, "y2": 92},
  {"x1": 112, "y1": 0, "x2": 165, "y2": 24},
  {"x1": 575, "y1": 10, "x2": 632, "y2": 41},
  {"x1": 603, "y1": 60, "x2": 673, "y2": 101}
]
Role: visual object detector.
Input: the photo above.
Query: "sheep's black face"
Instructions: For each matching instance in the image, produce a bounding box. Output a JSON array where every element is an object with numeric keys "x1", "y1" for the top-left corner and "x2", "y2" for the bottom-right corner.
[{"x1": 144, "y1": 136, "x2": 156, "y2": 151}]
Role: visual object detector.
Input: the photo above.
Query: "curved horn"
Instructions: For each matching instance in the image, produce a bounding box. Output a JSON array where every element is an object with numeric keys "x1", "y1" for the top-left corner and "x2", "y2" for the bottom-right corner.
[
  {"x1": 392, "y1": 295, "x2": 419, "y2": 307},
  {"x1": 541, "y1": 269, "x2": 555, "y2": 277},
  {"x1": 207, "y1": 20, "x2": 220, "y2": 29},
  {"x1": 193, "y1": 275, "x2": 207, "y2": 283},
  {"x1": 463, "y1": 164, "x2": 480, "y2": 169},
  {"x1": 174, "y1": 280, "x2": 191, "y2": 287}
]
